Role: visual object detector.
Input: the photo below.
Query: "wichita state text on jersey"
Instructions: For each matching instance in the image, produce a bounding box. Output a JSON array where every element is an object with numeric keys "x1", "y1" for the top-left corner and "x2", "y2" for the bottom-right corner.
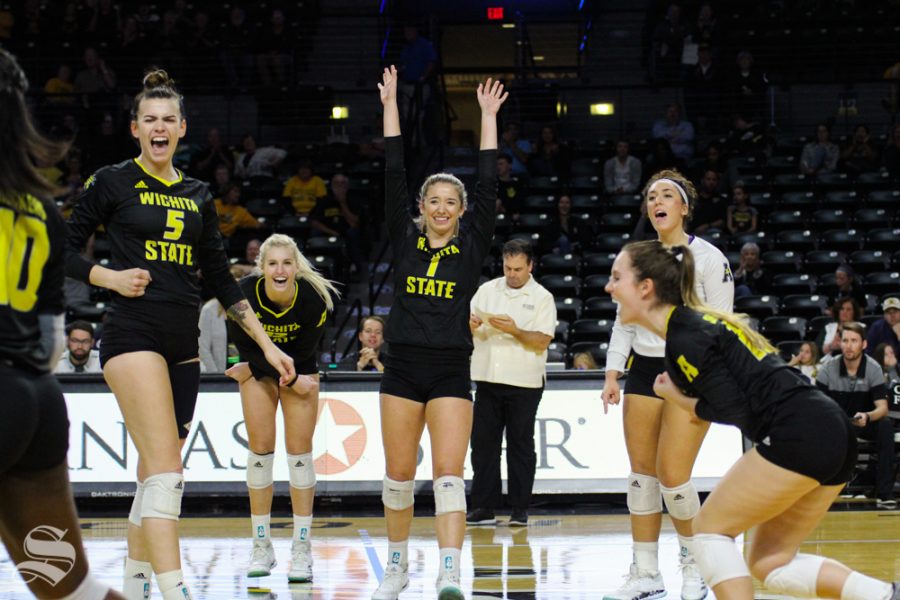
[
  {"x1": 228, "y1": 275, "x2": 328, "y2": 379},
  {"x1": 0, "y1": 194, "x2": 66, "y2": 374},
  {"x1": 664, "y1": 306, "x2": 835, "y2": 442},
  {"x1": 384, "y1": 136, "x2": 497, "y2": 359},
  {"x1": 65, "y1": 159, "x2": 244, "y2": 323}
]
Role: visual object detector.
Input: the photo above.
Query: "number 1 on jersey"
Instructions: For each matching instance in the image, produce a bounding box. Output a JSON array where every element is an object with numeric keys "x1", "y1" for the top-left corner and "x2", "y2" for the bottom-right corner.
[{"x1": 164, "y1": 209, "x2": 185, "y2": 241}]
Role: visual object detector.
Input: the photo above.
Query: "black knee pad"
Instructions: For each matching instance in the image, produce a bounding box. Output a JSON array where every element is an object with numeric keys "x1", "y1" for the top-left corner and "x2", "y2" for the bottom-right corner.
[{"x1": 169, "y1": 361, "x2": 200, "y2": 439}]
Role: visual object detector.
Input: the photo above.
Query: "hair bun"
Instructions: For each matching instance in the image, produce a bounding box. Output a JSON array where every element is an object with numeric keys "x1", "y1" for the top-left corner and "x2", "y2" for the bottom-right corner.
[{"x1": 142, "y1": 68, "x2": 174, "y2": 90}]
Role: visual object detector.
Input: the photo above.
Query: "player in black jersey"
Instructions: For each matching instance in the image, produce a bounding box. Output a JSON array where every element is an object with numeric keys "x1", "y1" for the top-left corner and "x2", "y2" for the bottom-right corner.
[
  {"x1": 65, "y1": 70, "x2": 295, "y2": 600},
  {"x1": 371, "y1": 66, "x2": 507, "y2": 600},
  {"x1": 605, "y1": 239, "x2": 899, "y2": 600},
  {"x1": 0, "y1": 48, "x2": 124, "y2": 600},
  {"x1": 223, "y1": 233, "x2": 338, "y2": 583}
]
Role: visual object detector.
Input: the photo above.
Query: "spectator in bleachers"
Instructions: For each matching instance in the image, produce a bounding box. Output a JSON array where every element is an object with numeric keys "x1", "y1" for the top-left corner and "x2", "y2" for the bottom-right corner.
[
  {"x1": 87, "y1": 0, "x2": 121, "y2": 47},
  {"x1": 530, "y1": 125, "x2": 567, "y2": 177},
  {"x1": 86, "y1": 112, "x2": 128, "y2": 174},
  {"x1": 215, "y1": 182, "x2": 261, "y2": 238},
  {"x1": 232, "y1": 238, "x2": 263, "y2": 278},
  {"x1": 54, "y1": 321, "x2": 102, "y2": 374},
  {"x1": 499, "y1": 122, "x2": 532, "y2": 176},
  {"x1": 724, "y1": 112, "x2": 768, "y2": 159},
  {"x1": 572, "y1": 352, "x2": 598, "y2": 370},
  {"x1": 650, "y1": 3, "x2": 688, "y2": 83},
  {"x1": 841, "y1": 124, "x2": 880, "y2": 174},
  {"x1": 651, "y1": 103, "x2": 694, "y2": 161},
  {"x1": 604, "y1": 140, "x2": 642, "y2": 194},
  {"x1": 816, "y1": 322, "x2": 896, "y2": 509},
  {"x1": 43, "y1": 64, "x2": 75, "y2": 105},
  {"x1": 820, "y1": 297, "x2": 864, "y2": 357},
  {"x1": 310, "y1": 173, "x2": 366, "y2": 275},
  {"x1": 153, "y1": 10, "x2": 186, "y2": 78},
  {"x1": 692, "y1": 3, "x2": 719, "y2": 49},
  {"x1": 645, "y1": 137, "x2": 683, "y2": 176},
  {"x1": 191, "y1": 127, "x2": 234, "y2": 184},
  {"x1": 685, "y1": 44, "x2": 721, "y2": 134},
  {"x1": 732, "y1": 242, "x2": 771, "y2": 298},
  {"x1": 234, "y1": 133, "x2": 286, "y2": 179},
  {"x1": 729, "y1": 50, "x2": 766, "y2": 121},
  {"x1": 882, "y1": 123, "x2": 900, "y2": 179},
  {"x1": 496, "y1": 153, "x2": 523, "y2": 219},
  {"x1": 213, "y1": 163, "x2": 232, "y2": 196},
  {"x1": 688, "y1": 169, "x2": 725, "y2": 233},
  {"x1": 255, "y1": 9, "x2": 294, "y2": 88},
  {"x1": 187, "y1": 11, "x2": 220, "y2": 88},
  {"x1": 800, "y1": 123, "x2": 840, "y2": 176},
  {"x1": 866, "y1": 297, "x2": 900, "y2": 359},
  {"x1": 283, "y1": 159, "x2": 327, "y2": 215},
  {"x1": 339, "y1": 316, "x2": 387, "y2": 372},
  {"x1": 74, "y1": 47, "x2": 117, "y2": 109},
  {"x1": 198, "y1": 299, "x2": 227, "y2": 373},
  {"x1": 221, "y1": 5, "x2": 255, "y2": 89},
  {"x1": 872, "y1": 343, "x2": 899, "y2": 387},
  {"x1": 787, "y1": 341, "x2": 820, "y2": 384},
  {"x1": 832, "y1": 264, "x2": 867, "y2": 310},
  {"x1": 726, "y1": 183, "x2": 757, "y2": 235},
  {"x1": 114, "y1": 16, "x2": 149, "y2": 72},
  {"x1": 542, "y1": 194, "x2": 592, "y2": 255},
  {"x1": 690, "y1": 142, "x2": 727, "y2": 187}
]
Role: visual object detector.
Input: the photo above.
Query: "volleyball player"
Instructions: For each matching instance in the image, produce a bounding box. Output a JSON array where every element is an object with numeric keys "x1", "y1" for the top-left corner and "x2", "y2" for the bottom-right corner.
[
  {"x1": 602, "y1": 170, "x2": 734, "y2": 600},
  {"x1": 0, "y1": 47, "x2": 124, "y2": 600},
  {"x1": 65, "y1": 70, "x2": 295, "y2": 600},
  {"x1": 223, "y1": 233, "x2": 338, "y2": 583},
  {"x1": 605, "y1": 240, "x2": 899, "y2": 600},
  {"x1": 371, "y1": 66, "x2": 506, "y2": 600}
]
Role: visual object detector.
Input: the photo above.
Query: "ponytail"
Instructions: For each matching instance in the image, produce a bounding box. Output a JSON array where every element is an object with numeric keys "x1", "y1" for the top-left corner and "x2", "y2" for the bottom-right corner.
[{"x1": 624, "y1": 240, "x2": 776, "y2": 355}]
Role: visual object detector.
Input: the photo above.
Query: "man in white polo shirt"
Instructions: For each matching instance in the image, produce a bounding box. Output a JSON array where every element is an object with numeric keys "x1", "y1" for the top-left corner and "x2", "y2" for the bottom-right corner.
[{"x1": 466, "y1": 239, "x2": 557, "y2": 527}]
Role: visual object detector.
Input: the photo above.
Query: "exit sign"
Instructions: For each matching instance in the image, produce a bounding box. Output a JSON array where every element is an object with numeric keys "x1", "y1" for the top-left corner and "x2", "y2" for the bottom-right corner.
[{"x1": 487, "y1": 7, "x2": 504, "y2": 20}]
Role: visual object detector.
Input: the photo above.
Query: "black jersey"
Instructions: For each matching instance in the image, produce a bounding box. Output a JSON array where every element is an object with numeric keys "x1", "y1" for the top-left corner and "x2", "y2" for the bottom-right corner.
[
  {"x1": 228, "y1": 275, "x2": 328, "y2": 379},
  {"x1": 384, "y1": 136, "x2": 497, "y2": 360},
  {"x1": 664, "y1": 306, "x2": 838, "y2": 443},
  {"x1": 0, "y1": 195, "x2": 66, "y2": 374},
  {"x1": 65, "y1": 159, "x2": 243, "y2": 328}
]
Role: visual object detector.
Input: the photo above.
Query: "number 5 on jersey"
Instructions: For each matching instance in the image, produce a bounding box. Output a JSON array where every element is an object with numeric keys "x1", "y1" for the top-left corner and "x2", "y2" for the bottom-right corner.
[
  {"x1": 0, "y1": 208, "x2": 50, "y2": 312},
  {"x1": 164, "y1": 209, "x2": 184, "y2": 241}
]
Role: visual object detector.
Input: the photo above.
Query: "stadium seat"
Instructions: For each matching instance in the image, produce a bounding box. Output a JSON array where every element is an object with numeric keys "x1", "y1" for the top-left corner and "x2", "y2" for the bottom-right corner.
[
  {"x1": 779, "y1": 191, "x2": 817, "y2": 210},
  {"x1": 820, "y1": 189, "x2": 859, "y2": 209},
  {"x1": 853, "y1": 208, "x2": 894, "y2": 229},
  {"x1": 776, "y1": 340, "x2": 805, "y2": 361},
  {"x1": 864, "y1": 272, "x2": 900, "y2": 297},
  {"x1": 816, "y1": 273, "x2": 838, "y2": 301},
  {"x1": 554, "y1": 320, "x2": 570, "y2": 343},
  {"x1": 567, "y1": 341, "x2": 610, "y2": 367},
  {"x1": 771, "y1": 273, "x2": 815, "y2": 296},
  {"x1": 569, "y1": 157, "x2": 602, "y2": 177},
  {"x1": 600, "y1": 212, "x2": 635, "y2": 232},
  {"x1": 609, "y1": 194, "x2": 642, "y2": 210},
  {"x1": 522, "y1": 195, "x2": 557, "y2": 214},
  {"x1": 517, "y1": 212, "x2": 550, "y2": 233},
  {"x1": 569, "y1": 176, "x2": 602, "y2": 193},
  {"x1": 748, "y1": 192, "x2": 778, "y2": 211},
  {"x1": 772, "y1": 173, "x2": 811, "y2": 192},
  {"x1": 731, "y1": 231, "x2": 772, "y2": 251},
  {"x1": 528, "y1": 176, "x2": 561, "y2": 193},
  {"x1": 591, "y1": 232, "x2": 631, "y2": 253},
  {"x1": 762, "y1": 250, "x2": 801, "y2": 274},
  {"x1": 246, "y1": 197, "x2": 286, "y2": 219},
  {"x1": 540, "y1": 274, "x2": 581, "y2": 297},
  {"x1": 569, "y1": 319, "x2": 615, "y2": 345},
  {"x1": 866, "y1": 189, "x2": 900, "y2": 206},
  {"x1": 866, "y1": 228, "x2": 900, "y2": 251},
  {"x1": 276, "y1": 214, "x2": 311, "y2": 238},
  {"x1": 776, "y1": 230, "x2": 817, "y2": 253},
  {"x1": 582, "y1": 252, "x2": 617, "y2": 276},
  {"x1": 583, "y1": 296, "x2": 617, "y2": 319},
  {"x1": 781, "y1": 294, "x2": 830, "y2": 319},
  {"x1": 818, "y1": 229, "x2": 863, "y2": 253},
  {"x1": 766, "y1": 210, "x2": 807, "y2": 232},
  {"x1": 807, "y1": 315, "x2": 832, "y2": 340},
  {"x1": 735, "y1": 295, "x2": 780, "y2": 319},
  {"x1": 571, "y1": 195, "x2": 602, "y2": 212},
  {"x1": 581, "y1": 274, "x2": 610, "y2": 298},
  {"x1": 815, "y1": 173, "x2": 851, "y2": 191},
  {"x1": 508, "y1": 232, "x2": 542, "y2": 247},
  {"x1": 857, "y1": 171, "x2": 893, "y2": 191},
  {"x1": 811, "y1": 208, "x2": 850, "y2": 230},
  {"x1": 540, "y1": 253, "x2": 579, "y2": 276},
  {"x1": 760, "y1": 316, "x2": 808, "y2": 343},
  {"x1": 849, "y1": 250, "x2": 889, "y2": 275},
  {"x1": 804, "y1": 250, "x2": 847, "y2": 275},
  {"x1": 555, "y1": 298, "x2": 583, "y2": 323}
]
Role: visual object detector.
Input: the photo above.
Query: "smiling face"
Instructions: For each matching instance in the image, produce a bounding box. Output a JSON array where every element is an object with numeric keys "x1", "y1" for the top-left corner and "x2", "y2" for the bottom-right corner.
[
  {"x1": 647, "y1": 181, "x2": 688, "y2": 236},
  {"x1": 606, "y1": 251, "x2": 651, "y2": 325},
  {"x1": 262, "y1": 245, "x2": 298, "y2": 295},
  {"x1": 131, "y1": 97, "x2": 185, "y2": 167},
  {"x1": 420, "y1": 181, "x2": 464, "y2": 237}
]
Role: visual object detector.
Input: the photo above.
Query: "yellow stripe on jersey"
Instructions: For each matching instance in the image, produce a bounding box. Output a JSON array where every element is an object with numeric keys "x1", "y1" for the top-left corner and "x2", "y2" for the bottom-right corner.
[
  {"x1": 256, "y1": 277, "x2": 299, "y2": 318},
  {"x1": 133, "y1": 158, "x2": 184, "y2": 187}
]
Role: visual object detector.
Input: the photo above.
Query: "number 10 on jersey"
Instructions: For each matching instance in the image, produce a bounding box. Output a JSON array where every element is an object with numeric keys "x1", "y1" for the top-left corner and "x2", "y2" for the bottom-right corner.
[{"x1": 0, "y1": 208, "x2": 50, "y2": 312}]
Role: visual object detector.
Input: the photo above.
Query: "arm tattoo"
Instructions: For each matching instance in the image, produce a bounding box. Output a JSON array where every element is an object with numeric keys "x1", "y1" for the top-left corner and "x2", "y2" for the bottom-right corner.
[{"x1": 227, "y1": 299, "x2": 253, "y2": 333}]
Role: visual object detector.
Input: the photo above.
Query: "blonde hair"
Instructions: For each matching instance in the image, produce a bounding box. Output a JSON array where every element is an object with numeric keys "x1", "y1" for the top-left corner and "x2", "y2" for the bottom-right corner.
[
  {"x1": 642, "y1": 169, "x2": 697, "y2": 226},
  {"x1": 255, "y1": 233, "x2": 340, "y2": 311},
  {"x1": 623, "y1": 240, "x2": 776, "y2": 355},
  {"x1": 415, "y1": 172, "x2": 468, "y2": 234}
]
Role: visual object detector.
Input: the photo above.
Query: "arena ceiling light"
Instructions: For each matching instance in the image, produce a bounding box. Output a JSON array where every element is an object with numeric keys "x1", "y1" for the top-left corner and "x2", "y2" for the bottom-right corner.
[
  {"x1": 331, "y1": 106, "x2": 349, "y2": 120},
  {"x1": 590, "y1": 103, "x2": 614, "y2": 116}
]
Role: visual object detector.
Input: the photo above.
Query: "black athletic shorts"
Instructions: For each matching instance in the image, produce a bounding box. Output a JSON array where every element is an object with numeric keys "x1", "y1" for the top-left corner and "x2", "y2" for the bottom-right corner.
[
  {"x1": 623, "y1": 353, "x2": 665, "y2": 399},
  {"x1": 250, "y1": 354, "x2": 318, "y2": 383},
  {"x1": 99, "y1": 304, "x2": 199, "y2": 367},
  {"x1": 380, "y1": 352, "x2": 472, "y2": 403},
  {"x1": 0, "y1": 364, "x2": 70, "y2": 474},
  {"x1": 756, "y1": 392, "x2": 857, "y2": 485}
]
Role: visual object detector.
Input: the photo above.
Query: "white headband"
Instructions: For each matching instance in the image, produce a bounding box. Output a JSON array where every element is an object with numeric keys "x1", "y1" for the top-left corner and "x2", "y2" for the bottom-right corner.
[{"x1": 648, "y1": 178, "x2": 689, "y2": 206}]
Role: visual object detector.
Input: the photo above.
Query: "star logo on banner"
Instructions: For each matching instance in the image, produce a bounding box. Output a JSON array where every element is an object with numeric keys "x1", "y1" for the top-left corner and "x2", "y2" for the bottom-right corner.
[{"x1": 312, "y1": 398, "x2": 366, "y2": 475}]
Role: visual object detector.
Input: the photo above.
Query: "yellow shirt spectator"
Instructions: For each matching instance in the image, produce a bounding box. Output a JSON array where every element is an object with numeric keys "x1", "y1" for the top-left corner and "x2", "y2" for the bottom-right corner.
[
  {"x1": 282, "y1": 164, "x2": 326, "y2": 214},
  {"x1": 214, "y1": 184, "x2": 260, "y2": 237}
]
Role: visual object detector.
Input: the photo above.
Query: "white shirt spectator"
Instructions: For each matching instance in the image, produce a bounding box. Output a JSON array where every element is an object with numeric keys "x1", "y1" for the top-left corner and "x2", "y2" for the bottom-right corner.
[
  {"x1": 54, "y1": 350, "x2": 102, "y2": 373},
  {"x1": 198, "y1": 299, "x2": 227, "y2": 373}
]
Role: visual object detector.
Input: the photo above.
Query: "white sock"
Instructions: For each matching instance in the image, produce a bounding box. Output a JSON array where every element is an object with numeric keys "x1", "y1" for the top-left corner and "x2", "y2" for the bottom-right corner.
[
  {"x1": 157, "y1": 569, "x2": 191, "y2": 600},
  {"x1": 388, "y1": 540, "x2": 408, "y2": 567},
  {"x1": 634, "y1": 541, "x2": 659, "y2": 573},
  {"x1": 439, "y1": 547, "x2": 461, "y2": 577},
  {"x1": 677, "y1": 534, "x2": 695, "y2": 562},
  {"x1": 122, "y1": 557, "x2": 152, "y2": 600},
  {"x1": 251, "y1": 513, "x2": 271, "y2": 542},
  {"x1": 841, "y1": 571, "x2": 892, "y2": 600},
  {"x1": 293, "y1": 514, "x2": 313, "y2": 543}
]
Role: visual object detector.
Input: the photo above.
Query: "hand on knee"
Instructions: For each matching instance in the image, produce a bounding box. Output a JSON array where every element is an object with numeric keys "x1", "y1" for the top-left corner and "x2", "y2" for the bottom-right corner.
[
  {"x1": 290, "y1": 374, "x2": 318, "y2": 396},
  {"x1": 627, "y1": 472, "x2": 662, "y2": 515},
  {"x1": 433, "y1": 475, "x2": 466, "y2": 515},
  {"x1": 140, "y1": 472, "x2": 183, "y2": 521},
  {"x1": 661, "y1": 480, "x2": 700, "y2": 521}
]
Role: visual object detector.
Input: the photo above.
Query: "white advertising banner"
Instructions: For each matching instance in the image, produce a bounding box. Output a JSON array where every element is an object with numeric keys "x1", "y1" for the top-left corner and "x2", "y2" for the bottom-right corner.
[{"x1": 65, "y1": 390, "x2": 744, "y2": 492}]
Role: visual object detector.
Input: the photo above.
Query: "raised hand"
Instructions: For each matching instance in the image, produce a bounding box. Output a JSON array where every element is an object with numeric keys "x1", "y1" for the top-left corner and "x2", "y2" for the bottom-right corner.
[
  {"x1": 378, "y1": 65, "x2": 398, "y2": 106},
  {"x1": 476, "y1": 78, "x2": 509, "y2": 116}
]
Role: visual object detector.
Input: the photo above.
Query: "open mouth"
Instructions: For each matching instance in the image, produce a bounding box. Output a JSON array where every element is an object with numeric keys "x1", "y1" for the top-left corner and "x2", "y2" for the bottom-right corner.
[
  {"x1": 653, "y1": 209, "x2": 668, "y2": 221},
  {"x1": 151, "y1": 136, "x2": 169, "y2": 150}
]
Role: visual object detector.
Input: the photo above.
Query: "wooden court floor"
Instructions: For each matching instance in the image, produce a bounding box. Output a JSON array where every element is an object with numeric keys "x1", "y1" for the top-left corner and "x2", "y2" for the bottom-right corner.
[{"x1": 1, "y1": 510, "x2": 897, "y2": 599}]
